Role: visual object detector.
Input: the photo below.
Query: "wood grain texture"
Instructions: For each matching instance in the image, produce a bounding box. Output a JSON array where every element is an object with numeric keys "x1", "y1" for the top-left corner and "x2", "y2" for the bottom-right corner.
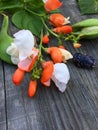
[
  {"x1": 0, "y1": 0, "x2": 98, "y2": 130},
  {"x1": 0, "y1": 61, "x2": 7, "y2": 130}
]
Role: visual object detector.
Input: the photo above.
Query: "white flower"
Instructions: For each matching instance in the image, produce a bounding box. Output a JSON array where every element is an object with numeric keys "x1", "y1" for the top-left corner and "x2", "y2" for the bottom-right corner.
[
  {"x1": 6, "y1": 43, "x2": 19, "y2": 64},
  {"x1": 6, "y1": 43, "x2": 19, "y2": 57},
  {"x1": 42, "y1": 0, "x2": 47, "y2": 3},
  {"x1": 14, "y1": 30, "x2": 35, "y2": 61},
  {"x1": 64, "y1": 17, "x2": 70, "y2": 25},
  {"x1": 11, "y1": 56, "x2": 19, "y2": 65},
  {"x1": 51, "y1": 63, "x2": 70, "y2": 92},
  {"x1": 59, "y1": 48, "x2": 73, "y2": 62},
  {"x1": 6, "y1": 30, "x2": 35, "y2": 64}
]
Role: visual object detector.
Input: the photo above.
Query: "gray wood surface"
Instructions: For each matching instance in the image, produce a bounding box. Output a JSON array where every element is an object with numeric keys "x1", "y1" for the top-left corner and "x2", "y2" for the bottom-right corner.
[{"x1": 0, "y1": 0, "x2": 98, "y2": 130}]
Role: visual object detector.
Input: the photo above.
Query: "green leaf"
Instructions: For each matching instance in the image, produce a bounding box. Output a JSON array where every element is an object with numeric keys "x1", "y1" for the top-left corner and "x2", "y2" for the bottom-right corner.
[
  {"x1": 12, "y1": 10, "x2": 44, "y2": 36},
  {"x1": 26, "y1": 0, "x2": 46, "y2": 14},
  {"x1": 77, "y1": 0, "x2": 98, "y2": 14},
  {"x1": 0, "y1": 0, "x2": 23, "y2": 11}
]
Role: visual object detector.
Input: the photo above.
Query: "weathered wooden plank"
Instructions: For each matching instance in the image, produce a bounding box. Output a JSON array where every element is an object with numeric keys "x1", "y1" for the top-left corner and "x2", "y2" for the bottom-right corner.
[
  {"x1": 61, "y1": 0, "x2": 98, "y2": 109},
  {"x1": 8, "y1": 117, "x2": 29, "y2": 130},
  {"x1": 67, "y1": 67, "x2": 98, "y2": 129},
  {"x1": 0, "y1": 123, "x2": 6, "y2": 130},
  {"x1": 3, "y1": 63, "x2": 30, "y2": 130},
  {"x1": 0, "y1": 61, "x2": 7, "y2": 130}
]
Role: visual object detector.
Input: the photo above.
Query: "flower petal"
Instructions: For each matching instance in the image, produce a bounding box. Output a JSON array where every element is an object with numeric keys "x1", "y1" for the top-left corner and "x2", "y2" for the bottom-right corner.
[
  {"x1": 44, "y1": 0, "x2": 62, "y2": 12},
  {"x1": 6, "y1": 43, "x2": 19, "y2": 57},
  {"x1": 14, "y1": 30, "x2": 35, "y2": 61},
  {"x1": 11, "y1": 56, "x2": 19, "y2": 65},
  {"x1": 49, "y1": 14, "x2": 70, "y2": 27},
  {"x1": 59, "y1": 48, "x2": 73, "y2": 62},
  {"x1": 47, "y1": 47, "x2": 63, "y2": 63},
  {"x1": 6, "y1": 43, "x2": 19, "y2": 64},
  {"x1": 64, "y1": 17, "x2": 70, "y2": 25},
  {"x1": 18, "y1": 48, "x2": 38, "y2": 72},
  {"x1": 51, "y1": 63, "x2": 70, "y2": 92},
  {"x1": 41, "y1": 79, "x2": 51, "y2": 87},
  {"x1": 41, "y1": 61, "x2": 54, "y2": 82},
  {"x1": 42, "y1": 0, "x2": 47, "y2": 3}
]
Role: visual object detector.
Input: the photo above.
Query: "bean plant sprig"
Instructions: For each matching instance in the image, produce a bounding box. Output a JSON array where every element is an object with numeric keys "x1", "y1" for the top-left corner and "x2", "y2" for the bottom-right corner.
[{"x1": 0, "y1": 0, "x2": 97, "y2": 98}]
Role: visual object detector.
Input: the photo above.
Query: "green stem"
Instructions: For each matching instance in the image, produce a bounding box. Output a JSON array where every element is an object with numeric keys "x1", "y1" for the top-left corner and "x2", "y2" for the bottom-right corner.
[
  {"x1": 41, "y1": 17, "x2": 58, "y2": 38},
  {"x1": 25, "y1": 8, "x2": 45, "y2": 17},
  {"x1": 38, "y1": 30, "x2": 44, "y2": 62},
  {"x1": 23, "y1": 0, "x2": 27, "y2": 2},
  {"x1": 39, "y1": 31, "x2": 42, "y2": 57},
  {"x1": 41, "y1": 45, "x2": 47, "y2": 52}
]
